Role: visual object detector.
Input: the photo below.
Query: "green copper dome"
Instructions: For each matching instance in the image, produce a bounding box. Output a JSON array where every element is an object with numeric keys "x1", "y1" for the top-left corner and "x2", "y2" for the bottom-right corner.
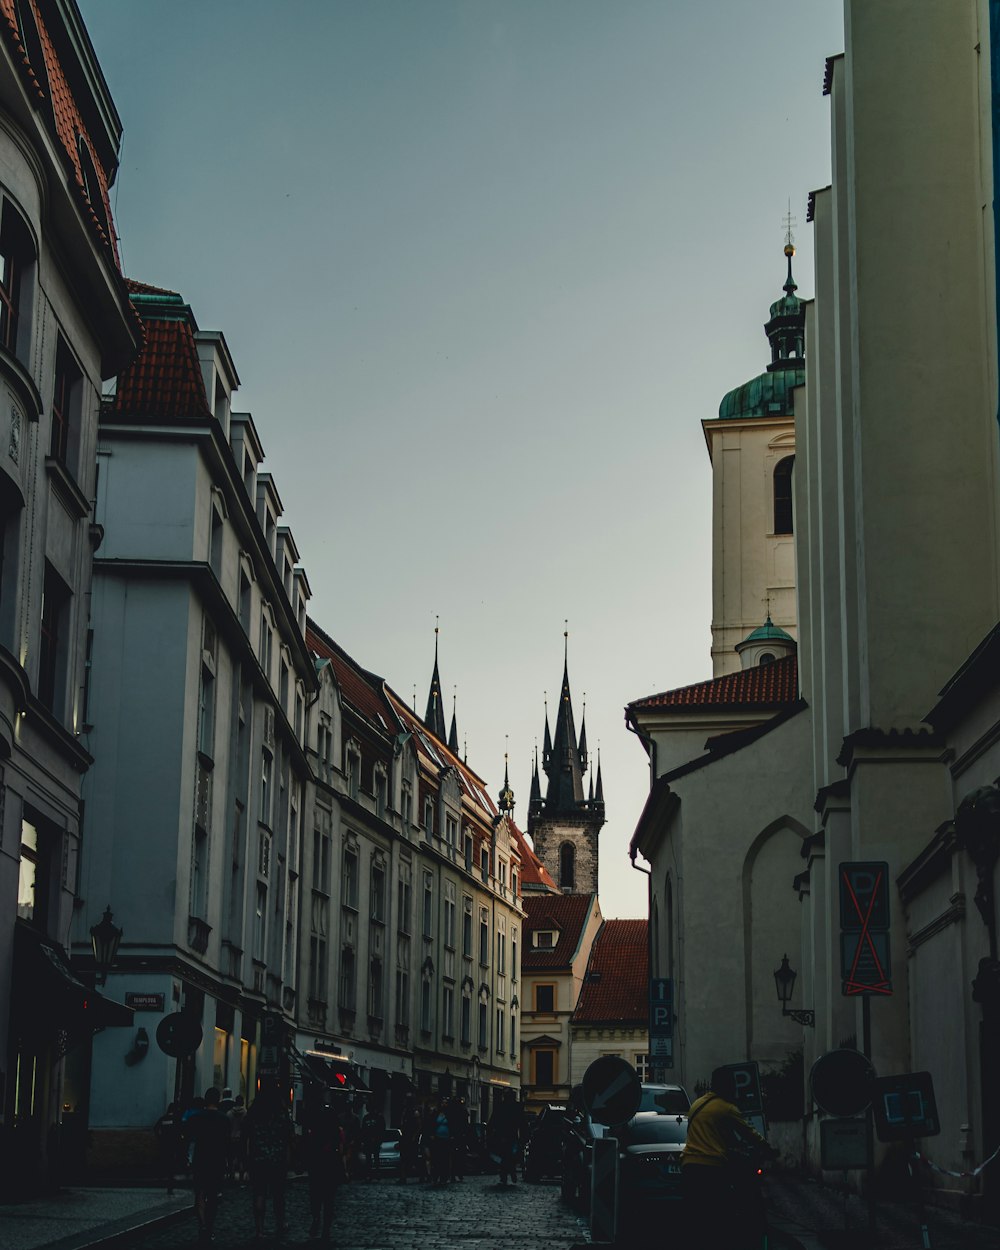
[
  {"x1": 717, "y1": 244, "x2": 806, "y2": 421},
  {"x1": 743, "y1": 616, "x2": 794, "y2": 644}
]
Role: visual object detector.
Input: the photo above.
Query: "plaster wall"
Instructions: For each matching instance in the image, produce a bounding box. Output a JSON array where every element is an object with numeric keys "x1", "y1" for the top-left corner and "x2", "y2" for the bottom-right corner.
[
  {"x1": 646, "y1": 711, "x2": 813, "y2": 1092},
  {"x1": 843, "y1": 0, "x2": 1000, "y2": 727},
  {"x1": 708, "y1": 418, "x2": 797, "y2": 676},
  {"x1": 570, "y1": 1027, "x2": 650, "y2": 1088}
]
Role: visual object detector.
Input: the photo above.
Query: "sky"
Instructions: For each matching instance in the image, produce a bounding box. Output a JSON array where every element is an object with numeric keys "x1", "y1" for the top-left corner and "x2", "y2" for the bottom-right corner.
[{"x1": 80, "y1": 0, "x2": 845, "y2": 919}]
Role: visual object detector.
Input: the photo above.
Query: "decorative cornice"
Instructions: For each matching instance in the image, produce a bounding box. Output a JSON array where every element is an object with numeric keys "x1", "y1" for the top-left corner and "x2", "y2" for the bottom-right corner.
[
  {"x1": 837, "y1": 726, "x2": 945, "y2": 770},
  {"x1": 907, "y1": 894, "x2": 966, "y2": 955}
]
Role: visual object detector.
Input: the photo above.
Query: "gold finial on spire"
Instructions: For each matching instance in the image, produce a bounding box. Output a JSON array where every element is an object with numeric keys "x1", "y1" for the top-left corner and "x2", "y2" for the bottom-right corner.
[{"x1": 783, "y1": 199, "x2": 797, "y2": 257}]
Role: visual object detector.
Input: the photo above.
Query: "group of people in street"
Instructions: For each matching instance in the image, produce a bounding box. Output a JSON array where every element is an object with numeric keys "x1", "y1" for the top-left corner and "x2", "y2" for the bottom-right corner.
[
  {"x1": 154, "y1": 1081, "x2": 530, "y2": 1244},
  {"x1": 156, "y1": 1080, "x2": 294, "y2": 1243}
]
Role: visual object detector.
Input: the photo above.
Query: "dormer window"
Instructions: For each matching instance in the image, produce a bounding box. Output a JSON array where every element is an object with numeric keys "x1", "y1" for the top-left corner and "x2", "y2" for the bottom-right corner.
[{"x1": 534, "y1": 930, "x2": 555, "y2": 949}]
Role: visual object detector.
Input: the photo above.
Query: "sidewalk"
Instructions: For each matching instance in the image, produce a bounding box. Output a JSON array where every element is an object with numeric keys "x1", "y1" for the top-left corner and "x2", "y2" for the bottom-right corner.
[{"x1": 0, "y1": 1186, "x2": 191, "y2": 1250}]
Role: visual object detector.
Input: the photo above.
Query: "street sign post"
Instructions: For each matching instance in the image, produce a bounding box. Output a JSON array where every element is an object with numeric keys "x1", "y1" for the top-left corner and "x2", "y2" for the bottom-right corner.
[
  {"x1": 872, "y1": 1072, "x2": 940, "y2": 1142},
  {"x1": 649, "y1": 977, "x2": 674, "y2": 1073},
  {"x1": 820, "y1": 1118, "x2": 868, "y2": 1170},
  {"x1": 839, "y1": 861, "x2": 892, "y2": 996},
  {"x1": 155, "y1": 1012, "x2": 202, "y2": 1059},
  {"x1": 590, "y1": 1136, "x2": 619, "y2": 1243},
  {"x1": 809, "y1": 1049, "x2": 875, "y2": 1117}
]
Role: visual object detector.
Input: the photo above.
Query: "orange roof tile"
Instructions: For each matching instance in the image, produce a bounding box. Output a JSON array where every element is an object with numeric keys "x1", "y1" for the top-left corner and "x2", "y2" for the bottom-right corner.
[
  {"x1": 509, "y1": 823, "x2": 557, "y2": 892},
  {"x1": 572, "y1": 920, "x2": 648, "y2": 1026},
  {"x1": 523, "y1": 894, "x2": 597, "y2": 970},
  {"x1": 108, "y1": 301, "x2": 211, "y2": 422},
  {"x1": 307, "y1": 621, "x2": 397, "y2": 737},
  {"x1": 0, "y1": 0, "x2": 121, "y2": 268},
  {"x1": 626, "y1": 655, "x2": 798, "y2": 718}
]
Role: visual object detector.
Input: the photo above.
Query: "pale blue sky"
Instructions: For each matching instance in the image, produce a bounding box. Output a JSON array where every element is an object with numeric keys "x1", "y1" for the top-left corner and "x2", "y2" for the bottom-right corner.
[{"x1": 81, "y1": 0, "x2": 844, "y2": 917}]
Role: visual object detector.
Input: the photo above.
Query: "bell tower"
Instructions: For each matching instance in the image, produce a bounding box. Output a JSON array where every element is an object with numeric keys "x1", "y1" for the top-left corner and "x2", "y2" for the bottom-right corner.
[{"x1": 527, "y1": 633, "x2": 605, "y2": 894}]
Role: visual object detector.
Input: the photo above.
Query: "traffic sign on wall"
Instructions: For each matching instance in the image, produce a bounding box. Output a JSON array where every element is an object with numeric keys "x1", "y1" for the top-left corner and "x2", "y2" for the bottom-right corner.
[{"x1": 839, "y1": 861, "x2": 892, "y2": 996}]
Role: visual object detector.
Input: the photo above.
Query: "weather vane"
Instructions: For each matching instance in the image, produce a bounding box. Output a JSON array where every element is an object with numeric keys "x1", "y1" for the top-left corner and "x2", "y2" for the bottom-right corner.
[{"x1": 783, "y1": 200, "x2": 797, "y2": 253}]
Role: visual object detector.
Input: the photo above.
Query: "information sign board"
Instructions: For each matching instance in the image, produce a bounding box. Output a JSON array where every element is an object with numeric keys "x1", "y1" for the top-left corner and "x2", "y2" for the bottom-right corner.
[{"x1": 872, "y1": 1072, "x2": 940, "y2": 1142}]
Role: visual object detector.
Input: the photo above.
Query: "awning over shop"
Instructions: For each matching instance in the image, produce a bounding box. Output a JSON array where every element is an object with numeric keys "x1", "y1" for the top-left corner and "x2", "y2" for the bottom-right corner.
[
  {"x1": 12, "y1": 924, "x2": 133, "y2": 1048},
  {"x1": 300, "y1": 1049, "x2": 370, "y2": 1094}
]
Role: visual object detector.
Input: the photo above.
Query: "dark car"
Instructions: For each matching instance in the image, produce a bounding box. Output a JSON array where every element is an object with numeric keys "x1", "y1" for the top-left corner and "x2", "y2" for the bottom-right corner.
[
  {"x1": 560, "y1": 1083, "x2": 691, "y2": 1210},
  {"x1": 617, "y1": 1112, "x2": 687, "y2": 1211},
  {"x1": 522, "y1": 1104, "x2": 571, "y2": 1182}
]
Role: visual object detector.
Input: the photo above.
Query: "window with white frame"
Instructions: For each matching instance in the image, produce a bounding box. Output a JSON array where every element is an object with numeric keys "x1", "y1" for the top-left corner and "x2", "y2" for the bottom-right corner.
[{"x1": 444, "y1": 885, "x2": 456, "y2": 950}]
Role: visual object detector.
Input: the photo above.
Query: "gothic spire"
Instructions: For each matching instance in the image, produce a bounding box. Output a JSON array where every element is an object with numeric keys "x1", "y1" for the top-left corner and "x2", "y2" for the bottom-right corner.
[
  {"x1": 498, "y1": 747, "x2": 515, "y2": 815},
  {"x1": 529, "y1": 748, "x2": 542, "y2": 807},
  {"x1": 595, "y1": 747, "x2": 604, "y2": 804},
  {"x1": 424, "y1": 619, "x2": 448, "y2": 742},
  {"x1": 578, "y1": 694, "x2": 588, "y2": 772},
  {"x1": 542, "y1": 628, "x2": 586, "y2": 813},
  {"x1": 448, "y1": 688, "x2": 459, "y2": 754}
]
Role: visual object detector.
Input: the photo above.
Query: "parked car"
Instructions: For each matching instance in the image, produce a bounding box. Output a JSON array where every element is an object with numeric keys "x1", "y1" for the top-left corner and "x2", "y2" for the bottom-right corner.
[
  {"x1": 522, "y1": 1104, "x2": 571, "y2": 1182},
  {"x1": 376, "y1": 1129, "x2": 402, "y2": 1172},
  {"x1": 560, "y1": 1083, "x2": 690, "y2": 1210}
]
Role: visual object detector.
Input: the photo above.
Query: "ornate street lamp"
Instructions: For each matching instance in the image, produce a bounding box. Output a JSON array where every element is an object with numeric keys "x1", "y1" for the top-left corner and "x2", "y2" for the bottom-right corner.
[
  {"x1": 773, "y1": 953, "x2": 815, "y2": 1027},
  {"x1": 90, "y1": 906, "x2": 122, "y2": 986}
]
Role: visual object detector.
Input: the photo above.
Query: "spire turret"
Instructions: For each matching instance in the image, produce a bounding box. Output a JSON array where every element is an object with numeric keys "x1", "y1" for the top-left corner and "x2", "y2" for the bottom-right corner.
[
  {"x1": 448, "y1": 688, "x2": 459, "y2": 754},
  {"x1": 498, "y1": 748, "x2": 515, "y2": 816},
  {"x1": 424, "y1": 620, "x2": 448, "y2": 742},
  {"x1": 595, "y1": 748, "x2": 604, "y2": 805},
  {"x1": 578, "y1": 694, "x2": 588, "y2": 771},
  {"x1": 541, "y1": 630, "x2": 587, "y2": 814}
]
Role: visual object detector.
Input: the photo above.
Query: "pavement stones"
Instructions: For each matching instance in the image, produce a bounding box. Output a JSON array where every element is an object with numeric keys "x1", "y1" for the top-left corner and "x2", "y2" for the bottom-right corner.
[{"x1": 95, "y1": 1174, "x2": 593, "y2": 1250}]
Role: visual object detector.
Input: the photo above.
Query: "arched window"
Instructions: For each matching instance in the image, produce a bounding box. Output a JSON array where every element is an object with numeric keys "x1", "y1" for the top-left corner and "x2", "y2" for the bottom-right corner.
[
  {"x1": 773, "y1": 456, "x2": 794, "y2": 535},
  {"x1": 759, "y1": 652, "x2": 776, "y2": 666},
  {"x1": 559, "y1": 842, "x2": 575, "y2": 890}
]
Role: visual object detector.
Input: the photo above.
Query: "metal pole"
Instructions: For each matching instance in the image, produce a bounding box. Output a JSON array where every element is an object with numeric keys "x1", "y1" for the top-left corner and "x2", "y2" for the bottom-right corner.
[{"x1": 862, "y1": 994, "x2": 876, "y2": 1234}]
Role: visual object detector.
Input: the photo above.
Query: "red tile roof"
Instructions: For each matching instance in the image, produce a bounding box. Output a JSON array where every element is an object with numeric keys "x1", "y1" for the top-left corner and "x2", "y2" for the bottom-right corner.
[
  {"x1": 523, "y1": 893, "x2": 598, "y2": 970},
  {"x1": 0, "y1": 0, "x2": 121, "y2": 268},
  {"x1": 108, "y1": 302, "x2": 211, "y2": 422},
  {"x1": 572, "y1": 920, "x2": 648, "y2": 1026},
  {"x1": 626, "y1": 655, "x2": 798, "y2": 719},
  {"x1": 308, "y1": 621, "x2": 397, "y2": 738},
  {"x1": 509, "y1": 823, "x2": 557, "y2": 892}
]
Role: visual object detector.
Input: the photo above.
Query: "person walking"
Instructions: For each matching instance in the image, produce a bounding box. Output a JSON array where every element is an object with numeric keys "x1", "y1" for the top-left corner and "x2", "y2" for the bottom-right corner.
[
  {"x1": 153, "y1": 1101, "x2": 184, "y2": 1195},
  {"x1": 487, "y1": 1089, "x2": 521, "y2": 1185},
  {"x1": 360, "y1": 1104, "x2": 386, "y2": 1182},
  {"x1": 302, "y1": 1101, "x2": 345, "y2": 1242},
  {"x1": 186, "y1": 1087, "x2": 231, "y2": 1244},
  {"x1": 427, "y1": 1100, "x2": 452, "y2": 1186},
  {"x1": 227, "y1": 1094, "x2": 248, "y2": 1183},
  {"x1": 244, "y1": 1079, "x2": 293, "y2": 1241},
  {"x1": 680, "y1": 1068, "x2": 773, "y2": 1250},
  {"x1": 398, "y1": 1096, "x2": 423, "y2": 1184},
  {"x1": 446, "y1": 1096, "x2": 469, "y2": 1182}
]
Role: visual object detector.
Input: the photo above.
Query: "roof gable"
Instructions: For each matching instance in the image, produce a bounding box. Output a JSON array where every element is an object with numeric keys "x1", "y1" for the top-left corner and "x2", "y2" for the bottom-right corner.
[
  {"x1": 523, "y1": 893, "x2": 598, "y2": 969},
  {"x1": 572, "y1": 919, "x2": 648, "y2": 1025}
]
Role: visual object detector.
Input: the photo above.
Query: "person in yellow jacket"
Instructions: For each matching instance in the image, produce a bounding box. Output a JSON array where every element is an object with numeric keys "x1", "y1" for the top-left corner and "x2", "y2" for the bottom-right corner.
[{"x1": 681, "y1": 1068, "x2": 773, "y2": 1249}]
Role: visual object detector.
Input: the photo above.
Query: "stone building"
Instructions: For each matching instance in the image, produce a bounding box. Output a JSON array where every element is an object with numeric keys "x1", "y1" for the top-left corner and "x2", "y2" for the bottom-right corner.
[
  {"x1": 301, "y1": 624, "x2": 524, "y2": 1124},
  {"x1": 74, "y1": 282, "x2": 315, "y2": 1167},
  {"x1": 0, "y1": 0, "x2": 140, "y2": 1193}
]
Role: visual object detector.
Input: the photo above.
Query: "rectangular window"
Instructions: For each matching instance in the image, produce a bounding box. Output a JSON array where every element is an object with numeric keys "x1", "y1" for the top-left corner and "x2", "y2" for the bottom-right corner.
[
  {"x1": 512, "y1": 930, "x2": 518, "y2": 981},
  {"x1": 371, "y1": 862, "x2": 386, "y2": 922},
  {"x1": 308, "y1": 934, "x2": 327, "y2": 1002},
  {"x1": 339, "y1": 947, "x2": 356, "y2": 1010},
  {"x1": 442, "y1": 984, "x2": 454, "y2": 1038},
  {"x1": 445, "y1": 814, "x2": 457, "y2": 847},
  {"x1": 369, "y1": 958, "x2": 383, "y2": 1019},
  {"x1": 38, "y1": 562, "x2": 70, "y2": 713},
  {"x1": 464, "y1": 833, "x2": 473, "y2": 872},
  {"x1": 395, "y1": 969, "x2": 410, "y2": 1026},
  {"x1": 375, "y1": 771, "x2": 387, "y2": 818},
  {"x1": 51, "y1": 337, "x2": 82, "y2": 468},
  {"x1": 461, "y1": 994, "x2": 471, "y2": 1045},
  {"x1": 347, "y1": 751, "x2": 360, "y2": 801},
  {"x1": 253, "y1": 882, "x2": 267, "y2": 960},
  {"x1": 258, "y1": 831, "x2": 271, "y2": 878},
  {"x1": 424, "y1": 798, "x2": 434, "y2": 835},
  {"x1": 510, "y1": 1009, "x2": 517, "y2": 1053},
  {"x1": 496, "y1": 1007, "x2": 505, "y2": 1053},
  {"x1": 535, "y1": 984, "x2": 555, "y2": 1013},
  {"x1": 198, "y1": 661, "x2": 216, "y2": 758},
  {"x1": 258, "y1": 613, "x2": 272, "y2": 677},
  {"x1": 397, "y1": 871, "x2": 412, "y2": 934},
  {"x1": 343, "y1": 847, "x2": 359, "y2": 909},
  {"x1": 191, "y1": 827, "x2": 208, "y2": 918},
  {"x1": 462, "y1": 897, "x2": 473, "y2": 957},
  {"x1": 401, "y1": 784, "x2": 412, "y2": 828},
  {"x1": 478, "y1": 1000, "x2": 488, "y2": 1049},
  {"x1": 479, "y1": 909, "x2": 489, "y2": 966},
  {"x1": 634, "y1": 1053, "x2": 652, "y2": 1082},
  {"x1": 480, "y1": 847, "x2": 489, "y2": 883},
  {"x1": 209, "y1": 506, "x2": 223, "y2": 578},
  {"x1": 534, "y1": 1049, "x2": 555, "y2": 1087},
  {"x1": 422, "y1": 873, "x2": 433, "y2": 937},
  {"x1": 420, "y1": 978, "x2": 431, "y2": 1032},
  {"x1": 17, "y1": 819, "x2": 42, "y2": 926},
  {"x1": 259, "y1": 750, "x2": 272, "y2": 825},
  {"x1": 444, "y1": 895, "x2": 456, "y2": 949},
  {"x1": 497, "y1": 929, "x2": 506, "y2": 976},
  {"x1": 0, "y1": 202, "x2": 25, "y2": 354}
]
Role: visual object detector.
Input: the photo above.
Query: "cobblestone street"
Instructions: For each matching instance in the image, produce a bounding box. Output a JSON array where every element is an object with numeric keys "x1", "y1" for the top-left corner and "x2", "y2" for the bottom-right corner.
[{"x1": 131, "y1": 1174, "x2": 590, "y2": 1250}]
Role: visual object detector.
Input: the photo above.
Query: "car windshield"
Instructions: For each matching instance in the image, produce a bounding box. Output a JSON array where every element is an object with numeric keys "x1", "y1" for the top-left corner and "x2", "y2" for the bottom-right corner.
[
  {"x1": 381, "y1": 1130, "x2": 401, "y2": 1144},
  {"x1": 640, "y1": 1088, "x2": 689, "y2": 1115},
  {"x1": 624, "y1": 1118, "x2": 687, "y2": 1146}
]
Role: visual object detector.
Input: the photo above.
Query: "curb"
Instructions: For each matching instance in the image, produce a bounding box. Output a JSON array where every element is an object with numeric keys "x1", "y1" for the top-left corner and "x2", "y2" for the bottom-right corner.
[{"x1": 29, "y1": 1198, "x2": 192, "y2": 1250}]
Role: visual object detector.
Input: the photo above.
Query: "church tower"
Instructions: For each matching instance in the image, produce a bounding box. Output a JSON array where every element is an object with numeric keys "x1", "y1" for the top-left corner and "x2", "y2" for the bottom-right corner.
[
  {"x1": 705, "y1": 235, "x2": 805, "y2": 676},
  {"x1": 527, "y1": 637, "x2": 605, "y2": 894}
]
